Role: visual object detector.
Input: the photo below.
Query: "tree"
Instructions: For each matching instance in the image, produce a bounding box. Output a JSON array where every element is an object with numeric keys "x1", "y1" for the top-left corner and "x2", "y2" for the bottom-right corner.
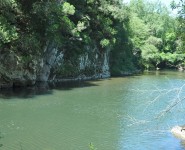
[
  {"x1": 171, "y1": 0, "x2": 185, "y2": 53},
  {"x1": 141, "y1": 43, "x2": 161, "y2": 69},
  {"x1": 0, "y1": 0, "x2": 19, "y2": 47},
  {"x1": 128, "y1": 0, "x2": 181, "y2": 70}
]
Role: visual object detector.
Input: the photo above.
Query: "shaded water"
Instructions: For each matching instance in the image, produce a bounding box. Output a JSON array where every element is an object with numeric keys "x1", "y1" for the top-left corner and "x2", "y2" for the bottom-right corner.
[{"x1": 0, "y1": 71, "x2": 185, "y2": 150}]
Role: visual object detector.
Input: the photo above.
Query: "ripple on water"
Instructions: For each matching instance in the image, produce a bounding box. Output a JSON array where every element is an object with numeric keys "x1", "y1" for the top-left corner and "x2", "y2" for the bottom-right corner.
[{"x1": 1, "y1": 71, "x2": 185, "y2": 150}]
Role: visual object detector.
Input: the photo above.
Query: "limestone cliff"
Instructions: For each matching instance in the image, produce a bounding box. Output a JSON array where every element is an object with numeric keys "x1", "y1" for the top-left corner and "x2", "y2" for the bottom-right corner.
[{"x1": 0, "y1": 45, "x2": 110, "y2": 88}]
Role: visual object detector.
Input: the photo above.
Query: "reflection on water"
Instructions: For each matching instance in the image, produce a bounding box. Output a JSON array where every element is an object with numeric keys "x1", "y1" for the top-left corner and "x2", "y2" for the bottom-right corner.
[
  {"x1": 0, "y1": 81, "x2": 98, "y2": 99},
  {"x1": 0, "y1": 71, "x2": 185, "y2": 150}
]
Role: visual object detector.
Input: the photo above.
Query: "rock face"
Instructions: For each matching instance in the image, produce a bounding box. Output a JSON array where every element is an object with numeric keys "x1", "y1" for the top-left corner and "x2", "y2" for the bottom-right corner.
[
  {"x1": 0, "y1": 44, "x2": 111, "y2": 88},
  {"x1": 37, "y1": 42, "x2": 64, "y2": 82},
  {"x1": 78, "y1": 50, "x2": 110, "y2": 79},
  {"x1": 101, "y1": 51, "x2": 110, "y2": 78},
  {"x1": 54, "y1": 48, "x2": 111, "y2": 82},
  {"x1": 0, "y1": 51, "x2": 37, "y2": 88}
]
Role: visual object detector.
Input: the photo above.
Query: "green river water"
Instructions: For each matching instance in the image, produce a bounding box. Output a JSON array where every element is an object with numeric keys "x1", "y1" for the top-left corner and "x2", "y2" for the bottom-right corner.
[{"x1": 1, "y1": 71, "x2": 185, "y2": 150}]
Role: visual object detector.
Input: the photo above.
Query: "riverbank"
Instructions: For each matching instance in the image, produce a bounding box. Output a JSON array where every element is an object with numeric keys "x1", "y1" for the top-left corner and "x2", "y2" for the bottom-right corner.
[{"x1": 0, "y1": 69, "x2": 142, "y2": 89}]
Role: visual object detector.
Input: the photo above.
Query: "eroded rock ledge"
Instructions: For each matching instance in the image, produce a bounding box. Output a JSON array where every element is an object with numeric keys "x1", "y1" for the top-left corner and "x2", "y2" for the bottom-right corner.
[{"x1": 0, "y1": 45, "x2": 111, "y2": 89}]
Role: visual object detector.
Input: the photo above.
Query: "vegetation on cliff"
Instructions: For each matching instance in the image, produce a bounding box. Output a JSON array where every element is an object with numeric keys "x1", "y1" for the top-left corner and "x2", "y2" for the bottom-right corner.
[{"x1": 0, "y1": 0, "x2": 184, "y2": 84}]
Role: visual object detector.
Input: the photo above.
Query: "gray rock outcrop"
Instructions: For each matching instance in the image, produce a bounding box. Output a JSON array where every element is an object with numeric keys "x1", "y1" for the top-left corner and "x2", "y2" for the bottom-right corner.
[{"x1": 0, "y1": 43, "x2": 111, "y2": 88}]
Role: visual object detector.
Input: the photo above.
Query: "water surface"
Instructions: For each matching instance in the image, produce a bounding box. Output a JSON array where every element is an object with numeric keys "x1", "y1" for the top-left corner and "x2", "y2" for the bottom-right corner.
[{"x1": 0, "y1": 71, "x2": 185, "y2": 150}]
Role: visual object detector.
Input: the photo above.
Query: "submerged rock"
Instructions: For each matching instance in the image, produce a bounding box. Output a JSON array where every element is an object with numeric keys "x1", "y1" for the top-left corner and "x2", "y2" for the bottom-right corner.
[{"x1": 171, "y1": 126, "x2": 185, "y2": 140}]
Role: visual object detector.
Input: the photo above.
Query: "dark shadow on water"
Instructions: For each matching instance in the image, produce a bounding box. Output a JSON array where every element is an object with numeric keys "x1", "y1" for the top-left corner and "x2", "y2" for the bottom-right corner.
[
  {"x1": 109, "y1": 73, "x2": 143, "y2": 80},
  {"x1": 51, "y1": 80, "x2": 99, "y2": 90},
  {"x1": 0, "y1": 80, "x2": 99, "y2": 99}
]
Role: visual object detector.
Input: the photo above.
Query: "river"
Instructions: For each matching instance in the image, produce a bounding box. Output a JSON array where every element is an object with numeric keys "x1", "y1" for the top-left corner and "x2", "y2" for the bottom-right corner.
[{"x1": 0, "y1": 71, "x2": 185, "y2": 150}]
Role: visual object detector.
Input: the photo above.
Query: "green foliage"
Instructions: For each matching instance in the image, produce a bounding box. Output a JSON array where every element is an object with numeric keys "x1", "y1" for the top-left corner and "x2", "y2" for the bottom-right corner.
[
  {"x1": 100, "y1": 39, "x2": 110, "y2": 48},
  {"x1": 129, "y1": 13, "x2": 149, "y2": 48},
  {"x1": 160, "y1": 52, "x2": 185, "y2": 66},
  {"x1": 0, "y1": 17, "x2": 18, "y2": 43},
  {"x1": 31, "y1": 1, "x2": 76, "y2": 42},
  {"x1": 16, "y1": 34, "x2": 42, "y2": 55},
  {"x1": 0, "y1": 0, "x2": 19, "y2": 45},
  {"x1": 56, "y1": 58, "x2": 80, "y2": 78},
  {"x1": 141, "y1": 43, "x2": 161, "y2": 69},
  {"x1": 1, "y1": 0, "x2": 183, "y2": 78},
  {"x1": 145, "y1": 36, "x2": 162, "y2": 49},
  {"x1": 128, "y1": 0, "x2": 183, "y2": 70},
  {"x1": 0, "y1": 0, "x2": 140, "y2": 78},
  {"x1": 62, "y1": 2, "x2": 75, "y2": 15},
  {"x1": 89, "y1": 143, "x2": 97, "y2": 150},
  {"x1": 76, "y1": 21, "x2": 87, "y2": 32},
  {"x1": 110, "y1": 22, "x2": 139, "y2": 75},
  {"x1": 171, "y1": 0, "x2": 185, "y2": 53}
]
